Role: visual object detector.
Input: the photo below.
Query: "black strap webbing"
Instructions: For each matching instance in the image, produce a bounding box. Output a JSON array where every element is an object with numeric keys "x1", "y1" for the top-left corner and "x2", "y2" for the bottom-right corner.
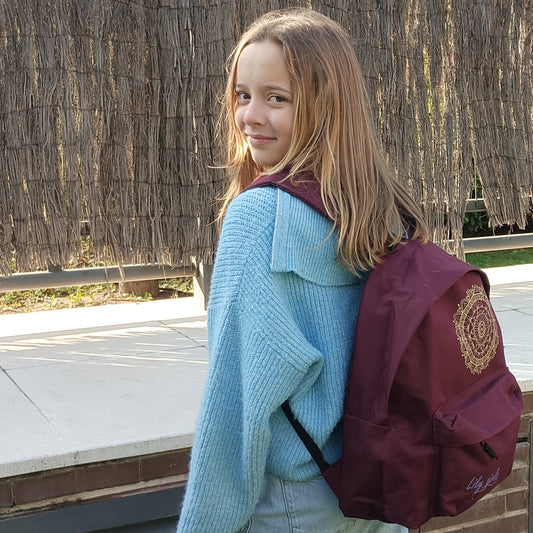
[{"x1": 281, "y1": 400, "x2": 331, "y2": 473}]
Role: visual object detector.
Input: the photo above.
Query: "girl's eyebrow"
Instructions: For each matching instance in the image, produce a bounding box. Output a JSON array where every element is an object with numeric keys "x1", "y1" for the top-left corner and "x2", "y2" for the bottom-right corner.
[
  {"x1": 264, "y1": 84, "x2": 292, "y2": 94},
  {"x1": 235, "y1": 82, "x2": 291, "y2": 94}
]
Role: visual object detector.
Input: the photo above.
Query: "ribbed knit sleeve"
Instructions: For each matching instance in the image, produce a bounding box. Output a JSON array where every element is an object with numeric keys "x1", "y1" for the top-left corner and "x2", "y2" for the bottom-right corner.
[{"x1": 176, "y1": 187, "x2": 366, "y2": 533}]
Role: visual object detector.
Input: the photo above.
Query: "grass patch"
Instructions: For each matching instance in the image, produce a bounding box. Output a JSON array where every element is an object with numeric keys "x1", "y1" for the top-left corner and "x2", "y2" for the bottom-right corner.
[
  {"x1": 0, "y1": 277, "x2": 194, "y2": 315},
  {"x1": 466, "y1": 248, "x2": 533, "y2": 269}
]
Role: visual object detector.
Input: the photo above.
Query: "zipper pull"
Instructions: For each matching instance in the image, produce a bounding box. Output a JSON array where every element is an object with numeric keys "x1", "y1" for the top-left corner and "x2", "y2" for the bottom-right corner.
[{"x1": 481, "y1": 441, "x2": 498, "y2": 459}]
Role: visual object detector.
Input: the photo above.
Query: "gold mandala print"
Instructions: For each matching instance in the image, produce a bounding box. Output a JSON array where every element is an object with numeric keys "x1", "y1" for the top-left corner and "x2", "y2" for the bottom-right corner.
[{"x1": 453, "y1": 284, "x2": 499, "y2": 374}]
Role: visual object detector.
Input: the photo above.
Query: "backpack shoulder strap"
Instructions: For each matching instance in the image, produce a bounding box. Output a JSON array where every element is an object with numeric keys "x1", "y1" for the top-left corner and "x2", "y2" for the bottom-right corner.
[
  {"x1": 248, "y1": 171, "x2": 334, "y2": 472},
  {"x1": 246, "y1": 170, "x2": 332, "y2": 221},
  {"x1": 281, "y1": 401, "x2": 330, "y2": 473}
]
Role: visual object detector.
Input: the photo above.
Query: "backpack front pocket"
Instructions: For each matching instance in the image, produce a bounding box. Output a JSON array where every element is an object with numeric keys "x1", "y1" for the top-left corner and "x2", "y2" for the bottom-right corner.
[{"x1": 432, "y1": 369, "x2": 522, "y2": 516}]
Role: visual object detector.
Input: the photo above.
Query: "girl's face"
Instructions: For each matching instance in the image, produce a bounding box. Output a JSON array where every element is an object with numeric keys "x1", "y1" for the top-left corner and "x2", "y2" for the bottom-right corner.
[{"x1": 234, "y1": 40, "x2": 294, "y2": 170}]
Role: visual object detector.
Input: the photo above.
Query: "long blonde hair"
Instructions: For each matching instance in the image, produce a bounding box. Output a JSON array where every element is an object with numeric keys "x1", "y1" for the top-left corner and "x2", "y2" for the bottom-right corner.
[{"x1": 218, "y1": 8, "x2": 428, "y2": 272}]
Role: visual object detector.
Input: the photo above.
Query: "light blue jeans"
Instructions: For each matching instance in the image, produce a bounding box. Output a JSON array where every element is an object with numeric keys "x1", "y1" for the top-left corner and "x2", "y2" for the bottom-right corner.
[{"x1": 239, "y1": 473, "x2": 407, "y2": 533}]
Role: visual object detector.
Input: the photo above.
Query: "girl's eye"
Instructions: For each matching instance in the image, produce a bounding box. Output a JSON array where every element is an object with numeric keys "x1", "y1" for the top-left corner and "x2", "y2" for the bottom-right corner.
[
  {"x1": 269, "y1": 95, "x2": 286, "y2": 103},
  {"x1": 236, "y1": 91, "x2": 250, "y2": 102}
]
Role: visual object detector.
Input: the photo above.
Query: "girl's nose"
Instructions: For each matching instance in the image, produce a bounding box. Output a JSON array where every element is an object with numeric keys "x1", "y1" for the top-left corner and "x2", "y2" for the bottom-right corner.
[{"x1": 243, "y1": 100, "x2": 265, "y2": 126}]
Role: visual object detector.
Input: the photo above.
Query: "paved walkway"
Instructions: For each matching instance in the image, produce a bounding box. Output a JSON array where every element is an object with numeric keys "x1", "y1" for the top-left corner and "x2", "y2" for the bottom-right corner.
[{"x1": 0, "y1": 264, "x2": 532, "y2": 480}]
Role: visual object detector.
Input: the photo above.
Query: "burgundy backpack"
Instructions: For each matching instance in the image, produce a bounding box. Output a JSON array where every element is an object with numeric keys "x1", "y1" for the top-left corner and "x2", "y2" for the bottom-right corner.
[{"x1": 248, "y1": 171, "x2": 523, "y2": 529}]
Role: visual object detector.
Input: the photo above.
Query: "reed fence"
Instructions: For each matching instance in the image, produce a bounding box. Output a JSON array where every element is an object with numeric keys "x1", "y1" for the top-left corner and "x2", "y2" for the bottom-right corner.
[{"x1": 0, "y1": 0, "x2": 531, "y2": 276}]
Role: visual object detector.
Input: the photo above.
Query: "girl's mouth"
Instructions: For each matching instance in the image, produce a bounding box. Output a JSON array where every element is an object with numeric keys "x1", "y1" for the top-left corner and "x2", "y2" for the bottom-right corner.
[{"x1": 248, "y1": 134, "x2": 275, "y2": 146}]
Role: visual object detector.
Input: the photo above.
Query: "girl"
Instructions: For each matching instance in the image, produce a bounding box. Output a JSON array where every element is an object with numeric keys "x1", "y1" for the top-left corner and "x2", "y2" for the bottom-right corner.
[{"x1": 177, "y1": 8, "x2": 428, "y2": 533}]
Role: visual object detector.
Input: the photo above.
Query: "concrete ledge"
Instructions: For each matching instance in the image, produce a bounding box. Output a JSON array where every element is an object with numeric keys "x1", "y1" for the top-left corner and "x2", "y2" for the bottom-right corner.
[
  {"x1": 484, "y1": 263, "x2": 533, "y2": 287},
  {"x1": 0, "y1": 435, "x2": 195, "y2": 481}
]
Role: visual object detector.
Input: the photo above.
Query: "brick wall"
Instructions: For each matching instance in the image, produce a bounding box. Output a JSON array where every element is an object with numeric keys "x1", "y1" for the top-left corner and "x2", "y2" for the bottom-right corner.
[
  {"x1": 0, "y1": 449, "x2": 190, "y2": 519},
  {"x1": 409, "y1": 391, "x2": 532, "y2": 533}
]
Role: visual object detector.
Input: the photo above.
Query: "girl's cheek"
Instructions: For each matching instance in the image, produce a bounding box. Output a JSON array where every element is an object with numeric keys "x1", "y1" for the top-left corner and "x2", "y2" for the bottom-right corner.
[{"x1": 234, "y1": 111, "x2": 245, "y2": 132}]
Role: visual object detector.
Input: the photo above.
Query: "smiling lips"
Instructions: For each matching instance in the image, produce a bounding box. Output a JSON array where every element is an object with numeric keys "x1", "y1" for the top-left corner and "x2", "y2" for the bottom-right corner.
[{"x1": 247, "y1": 134, "x2": 275, "y2": 146}]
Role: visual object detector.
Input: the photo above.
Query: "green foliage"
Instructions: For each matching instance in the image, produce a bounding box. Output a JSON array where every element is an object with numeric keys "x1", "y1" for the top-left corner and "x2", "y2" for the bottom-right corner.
[{"x1": 463, "y1": 212, "x2": 489, "y2": 235}]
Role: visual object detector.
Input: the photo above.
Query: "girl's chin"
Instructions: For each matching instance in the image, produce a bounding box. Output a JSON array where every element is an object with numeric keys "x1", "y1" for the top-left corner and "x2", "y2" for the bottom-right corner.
[{"x1": 249, "y1": 153, "x2": 284, "y2": 170}]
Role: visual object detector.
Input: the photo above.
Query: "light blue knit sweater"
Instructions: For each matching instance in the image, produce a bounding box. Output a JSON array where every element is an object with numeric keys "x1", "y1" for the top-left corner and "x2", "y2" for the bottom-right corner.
[{"x1": 176, "y1": 186, "x2": 367, "y2": 532}]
